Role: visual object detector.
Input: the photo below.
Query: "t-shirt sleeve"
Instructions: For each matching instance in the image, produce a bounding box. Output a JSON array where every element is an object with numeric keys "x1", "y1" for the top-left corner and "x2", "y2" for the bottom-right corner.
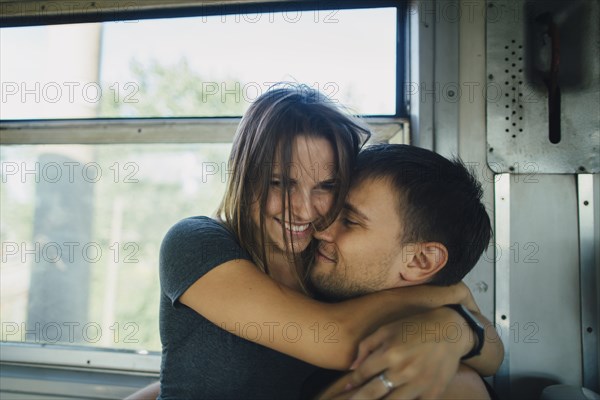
[{"x1": 159, "y1": 216, "x2": 251, "y2": 306}]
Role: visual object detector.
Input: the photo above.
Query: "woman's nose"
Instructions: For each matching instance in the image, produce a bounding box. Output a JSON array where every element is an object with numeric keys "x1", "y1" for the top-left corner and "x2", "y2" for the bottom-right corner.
[{"x1": 290, "y1": 188, "x2": 316, "y2": 222}]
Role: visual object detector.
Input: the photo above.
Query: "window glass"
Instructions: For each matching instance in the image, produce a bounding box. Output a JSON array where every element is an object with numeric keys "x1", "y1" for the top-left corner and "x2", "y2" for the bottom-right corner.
[
  {"x1": 1, "y1": 7, "x2": 397, "y2": 119},
  {"x1": 0, "y1": 4, "x2": 400, "y2": 354},
  {"x1": 1, "y1": 143, "x2": 231, "y2": 351}
]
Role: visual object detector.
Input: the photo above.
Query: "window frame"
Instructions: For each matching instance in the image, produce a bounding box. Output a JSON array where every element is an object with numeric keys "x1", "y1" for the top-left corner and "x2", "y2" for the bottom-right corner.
[
  {"x1": 0, "y1": 0, "x2": 410, "y2": 374},
  {"x1": 0, "y1": 117, "x2": 408, "y2": 145}
]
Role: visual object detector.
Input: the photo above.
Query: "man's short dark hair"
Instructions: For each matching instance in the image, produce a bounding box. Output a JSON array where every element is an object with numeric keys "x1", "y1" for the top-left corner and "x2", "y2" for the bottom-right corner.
[{"x1": 354, "y1": 144, "x2": 492, "y2": 286}]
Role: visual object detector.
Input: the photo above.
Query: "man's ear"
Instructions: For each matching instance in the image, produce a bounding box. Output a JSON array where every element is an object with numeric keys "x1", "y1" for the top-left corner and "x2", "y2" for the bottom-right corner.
[{"x1": 400, "y1": 242, "x2": 448, "y2": 284}]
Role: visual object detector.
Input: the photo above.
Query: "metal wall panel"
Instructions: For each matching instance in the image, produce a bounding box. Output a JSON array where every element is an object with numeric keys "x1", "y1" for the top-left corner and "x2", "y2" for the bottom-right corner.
[
  {"x1": 579, "y1": 174, "x2": 600, "y2": 392},
  {"x1": 408, "y1": 0, "x2": 435, "y2": 150},
  {"x1": 596, "y1": 174, "x2": 600, "y2": 392},
  {"x1": 458, "y1": 0, "x2": 496, "y2": 322},
  {"x1": 506, "y1": 175, "x2": 582, "y2": 399},
  {"x1": 486, "y1": 0, "x2": 600, "y2": 173},
  {"x1": 433, "y1": 0, "x2": 459, "y2": 159},
  {"x1": 494, "y1": 174, "x2": 511, "y2": 399}
]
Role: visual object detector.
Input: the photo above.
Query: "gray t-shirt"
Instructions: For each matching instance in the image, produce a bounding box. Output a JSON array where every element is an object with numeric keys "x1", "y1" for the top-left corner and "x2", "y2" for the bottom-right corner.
[{"x1": 159, "y1": 216, "x2": 317, "y2": 399}]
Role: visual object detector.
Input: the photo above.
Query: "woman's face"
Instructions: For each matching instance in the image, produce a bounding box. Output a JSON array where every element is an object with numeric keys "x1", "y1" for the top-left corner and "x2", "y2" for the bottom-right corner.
[{"x1": 252, "y1": 134, "x2": 337, "y2": 254}]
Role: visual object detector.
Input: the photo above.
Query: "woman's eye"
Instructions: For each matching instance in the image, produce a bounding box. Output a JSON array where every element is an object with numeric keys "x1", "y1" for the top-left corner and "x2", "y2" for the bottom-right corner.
[
  {"x1": 270, "y1": 180, "x2": 281, "y2": 187},
  {"x1": 318, "y1": 181, "x2": 337, "y2": 191}
]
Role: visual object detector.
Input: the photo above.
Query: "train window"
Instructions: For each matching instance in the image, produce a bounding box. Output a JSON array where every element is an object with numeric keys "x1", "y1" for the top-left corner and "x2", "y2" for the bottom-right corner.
[
  {"x1": 1, "y1": 143, "x2": 231, "y2": 353},
  {"x1": 0, "y1": 1, "x2": 406, "y2": 370},
  {"x1": 1, "y1": 7, "x2": 398, "y2": 119}
]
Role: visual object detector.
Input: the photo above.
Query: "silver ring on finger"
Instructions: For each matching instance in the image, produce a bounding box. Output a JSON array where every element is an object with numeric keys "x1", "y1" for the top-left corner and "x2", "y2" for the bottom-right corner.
[{"x1": 378, "y1": 372, "x2": 395, "y2": 392}]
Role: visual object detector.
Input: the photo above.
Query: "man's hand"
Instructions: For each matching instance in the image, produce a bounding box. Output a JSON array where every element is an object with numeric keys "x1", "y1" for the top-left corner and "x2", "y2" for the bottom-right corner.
[
  {"x1": 316, "y1": 364, "x2": 491, "y2": 400},
  {"x1": 337, "y1": 307, "x2": 473, "y2": 399}
]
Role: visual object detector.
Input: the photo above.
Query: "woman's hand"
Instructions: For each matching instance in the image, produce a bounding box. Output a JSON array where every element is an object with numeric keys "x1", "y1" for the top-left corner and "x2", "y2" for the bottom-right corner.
[
  {"x1": 459, "y1": 283, "x2": 480, "y2": 313},
  {"x1": 339, "y1": 307, "x2": 474, "y2": 399}
]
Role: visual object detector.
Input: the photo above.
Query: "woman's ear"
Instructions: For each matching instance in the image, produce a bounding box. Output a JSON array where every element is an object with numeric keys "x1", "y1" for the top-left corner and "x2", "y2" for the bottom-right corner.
[{"x1": 400, "y1": 242, "x2": 448, "y2": 284}]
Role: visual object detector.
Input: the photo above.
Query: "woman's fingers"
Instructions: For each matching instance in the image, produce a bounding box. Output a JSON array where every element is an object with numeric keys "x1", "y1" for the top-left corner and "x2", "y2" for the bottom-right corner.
[
  {"x1": 350, "y1": 325, "x2": 391, "y2": 370},
  {"x1": 347, "y1": 348, "x2": 417, "y2": 399},
  {"x1": 348, "y1": 375, "x2": 393, "y2": 400},
  {"x1": 347, "y1": 309, "x2": 468, "y2": 399},
  {"x1": 350, "y1": 327, "x2": 391, "y2": 370},
  {"x1": 348, "y1": 370, "x2": 411, "y2": 400},
  {"x1": 348, "y1": 344, "x2": 412, "y2": 388}
]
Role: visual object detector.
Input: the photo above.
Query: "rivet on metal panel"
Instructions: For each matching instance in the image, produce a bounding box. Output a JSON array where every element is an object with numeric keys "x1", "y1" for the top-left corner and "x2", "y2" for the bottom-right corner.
[{"x1": 475, "y1": 281, "x2": 489, "y2": 293}]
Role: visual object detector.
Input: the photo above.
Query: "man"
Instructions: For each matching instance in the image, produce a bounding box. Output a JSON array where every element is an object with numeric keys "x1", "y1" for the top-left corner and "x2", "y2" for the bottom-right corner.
[
  {"x1": 307, "y1": 143, "x2": 500, "y2": 399},
  {"x1": 127, "y1": 144, "x2": 502, "y2": 400}
]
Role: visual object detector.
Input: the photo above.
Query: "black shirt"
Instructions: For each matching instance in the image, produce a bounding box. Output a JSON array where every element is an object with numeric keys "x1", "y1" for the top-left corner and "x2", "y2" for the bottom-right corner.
[{"x1": 159, "y1": 217, "x2": 317, "y2": 399}]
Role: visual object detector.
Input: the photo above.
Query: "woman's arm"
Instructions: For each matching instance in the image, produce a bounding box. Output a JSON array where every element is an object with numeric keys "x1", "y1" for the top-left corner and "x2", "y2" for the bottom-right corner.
[
  {"x1": 463, "y1": 310, "x2": 504, "y2": 376},
  {"x1": 179, "y1": 259, "x2": 470, "y2": 370}
]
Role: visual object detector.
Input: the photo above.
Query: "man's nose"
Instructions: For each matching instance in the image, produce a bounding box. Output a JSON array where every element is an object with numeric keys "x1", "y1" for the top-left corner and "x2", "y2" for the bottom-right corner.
[{"x1": 314, "y1": 217, "x2": 340, "y2": 242}]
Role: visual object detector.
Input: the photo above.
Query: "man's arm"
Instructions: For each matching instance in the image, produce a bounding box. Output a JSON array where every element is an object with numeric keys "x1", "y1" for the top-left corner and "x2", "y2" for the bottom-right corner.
[{"x1": 331, "y1": 306, "x2": 503, "y2": 399}]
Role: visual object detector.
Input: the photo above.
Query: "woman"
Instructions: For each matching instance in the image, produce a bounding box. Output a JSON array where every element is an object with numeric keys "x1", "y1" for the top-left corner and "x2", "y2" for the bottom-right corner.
[{"x1": 157, "y1": 84, "x2": 499, "y2": 399}]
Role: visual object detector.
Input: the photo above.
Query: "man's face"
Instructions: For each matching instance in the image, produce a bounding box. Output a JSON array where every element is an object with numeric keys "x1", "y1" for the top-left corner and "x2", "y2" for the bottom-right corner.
[{"x1": 310, "y1": 178, "x2": 409, "y2": 299}]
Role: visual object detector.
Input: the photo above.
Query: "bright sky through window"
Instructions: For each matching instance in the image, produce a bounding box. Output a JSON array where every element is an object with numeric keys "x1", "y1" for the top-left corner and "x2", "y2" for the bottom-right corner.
[{"x1": 1, "y1": 7, "x2": 397, "y2": 119}]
